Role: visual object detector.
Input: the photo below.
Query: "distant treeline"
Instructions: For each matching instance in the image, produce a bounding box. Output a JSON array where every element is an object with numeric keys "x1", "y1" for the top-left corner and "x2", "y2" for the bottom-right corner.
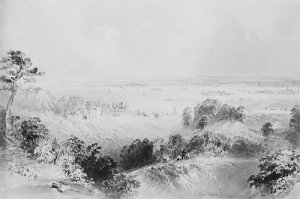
[{"x1": 182, "y1": 98, "x2": 245, "y2": 129}]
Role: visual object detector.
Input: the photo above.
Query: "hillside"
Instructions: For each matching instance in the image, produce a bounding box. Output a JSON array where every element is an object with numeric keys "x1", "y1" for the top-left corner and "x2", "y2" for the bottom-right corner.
[
  {"x1": 203, "y1": 121, "x2": 263, "y2": 141},
  {"x1": 133, "y1": 156, "x2": 259, "y2": 199}
]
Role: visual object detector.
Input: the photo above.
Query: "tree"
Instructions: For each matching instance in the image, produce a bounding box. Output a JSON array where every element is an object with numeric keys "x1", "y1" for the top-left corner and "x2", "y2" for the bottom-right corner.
[
  {"x1": 290, "y1": 106, "x2": 300, "y2": 132},
  {"x1": 120, "y1": 138, "x2": 156, "y2": 170},
  {"x1": 193, "y1": 98, "x2": 219, "y2": 126},
  {"x1": 286, "y1": 106, "x2": 300, "y2": 146},
  {"x1": 188, "y1": 135, "x2": 205, "y2": 152},
  {"x1": 235, "y1": 106, "x2": 245, "y2": 122},
  {"x1": 167, "y1": 134, "x2": 188, "y2": 158},
  {"x1": 261, "y1": 122, "x2": 274, "y2": 137},
  {"x1": 0, "y1": 50, "x2": 44, "y2": 144},
  {"x1": 196, "y1": 115, "x2": 208, "y2": 130},
  {"x1": 182, "y1": 107, "x2": 192, "y2": 127}
]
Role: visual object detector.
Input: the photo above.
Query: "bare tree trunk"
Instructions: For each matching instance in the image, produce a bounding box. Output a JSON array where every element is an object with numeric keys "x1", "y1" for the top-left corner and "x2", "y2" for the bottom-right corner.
[
  {"x1": 0, "y1": 92, "x2": 15, "y2": 148},
  {"x1": 0, "y1": 106, "x2": 7, "y2": 148}
]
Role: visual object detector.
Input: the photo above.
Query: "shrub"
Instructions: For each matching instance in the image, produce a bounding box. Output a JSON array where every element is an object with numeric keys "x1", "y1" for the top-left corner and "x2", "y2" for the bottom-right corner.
[
  {"x1": 248, "y1": 149, "x2": 300, "y2": 196},
  {"x1": 102, "y1": 170, "x2": 140, "y2": 199},
  {"x1": 196, "y1": 115, "x2": 208, "y2": 130},
  {"x1": 57, "y1": 154, "x2": 92, "y2": 189},
  {"x1": 167, "y1": 134, "x2": 188, "y2": 159},
  {"x1": 188, "y1": 135, "x2": 205, "y2": 153},
  {"x1": 182, "y1": 107, "x2": 192, "y2": 127},
  {"x1": 197, "y1": 132, "x2": 231, "y2": 156},
  {"x1": 145, "y1": 164, "x2": 188, "y2": 188},
  {"x1": 59, "y1": 139, "x2": 117, "y2": 185},
  {"x1": 79, "y1": 143, "x2": 117, "y2": 182},
  {"x1": 261, "y1": 122, "x2": 274, "y2": 137},
  {"x1": 216, "y1": 104, "x2": 245, "y2": 122},
  {"x1": 290, "y1": 106, "x2": 300, "y2": 132},
  {"x1": 287, "y1": 106, "x2": 300, "y2": 146},
  {"x1": 230, "y1": 136, "x2": 264, "y2": 157},
  {"x1": 19, "y1": 117, "x2": 49, "y2": 155},
  {"x1": 34, "y1": 139, "x2": 57, "y2": 163},
  {"x1": 62, "y1": 136, "x2": 86, "y2": 158},
  {"x1": 120, "y1": 138, "x2": 156, "y2": 170},
  {"x1": 152, "y1": 137, "x2": 170, "y2": 162}
]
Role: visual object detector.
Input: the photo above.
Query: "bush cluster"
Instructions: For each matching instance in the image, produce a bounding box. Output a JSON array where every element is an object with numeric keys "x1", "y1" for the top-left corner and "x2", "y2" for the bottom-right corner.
[
  {"x1": 215, "y1": 104, "x2": 245, "y2": 122},
  {"x1": 229, "y1": 136, "x2": 264, "y2": 157},
  {"x1": 182, "y1": 98, "x2": 246, "y2": 129},
  {"x1": 19, "y1": 117, "x2": 49, "y2": 155},
  {"x1": 188, "y1": 132, "x2": 231, "y2": 156},
  {"x1": 10, "y1": 117, "x2": 140, "y2": 197},
  {"x1": 102, "y1": 170, "x2": 140, "y2": 199},
  {"x1": 120, "y1": 138, "x2": 156, "y2": 170},
  {"x1": 167, "y1": 134, "x2": 188, "y2": 159},
  {"x1": 145, "y1": 164, "x2": 188, "y2": 188},
  {"x1": 248, "y1": 149, "x2": 300, "y2": 196}
]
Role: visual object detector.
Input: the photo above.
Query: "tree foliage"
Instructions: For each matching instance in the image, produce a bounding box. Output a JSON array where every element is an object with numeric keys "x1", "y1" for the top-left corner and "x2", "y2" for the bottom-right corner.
[
  {"x1": 261, "y1": 122, "x2": 274, "y2": 137},
  {"x1": 78, "y1": 143, "x2": 117, "y2": 182},
  {"x1": 19, "y1": 117, "x2": 49, "y2": 155},
  {"x1": 248, "y1": 149, "x2": 300, "y2": 196},
  {"x1": 120, "y1": 138, "x2": 156, "y2": 170},
  {"x1": 182, "y1": 107, "x2": 192, "y2": 127},
  {"x1": 167, "y1": 134, "x2": 188, "y2": 158},
  {"x1": 196, "y1": 115, "x2": 208, "y2": 130},
  {"x1": 290, "y1": 105, "x2": 300, "y2": 132},
  {"x1": 216, "y1": 104, "x2": 245, "y2": 122},
  {"x1": 193, "y1": 99, "x2": 219, "y2": 124},
  {"x1": 230, "y1": 136, "x2": 264, "y2": 157}
]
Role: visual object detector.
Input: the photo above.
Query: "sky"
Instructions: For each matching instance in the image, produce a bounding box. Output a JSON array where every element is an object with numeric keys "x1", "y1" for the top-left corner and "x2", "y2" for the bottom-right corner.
[{"x1": 1, "y1": 0, "x2": 300, "y2": 82}]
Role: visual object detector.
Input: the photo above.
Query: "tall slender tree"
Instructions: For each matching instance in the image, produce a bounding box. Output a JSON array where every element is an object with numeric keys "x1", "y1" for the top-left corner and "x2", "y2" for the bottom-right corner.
[{"x1": 0, "y1": 50, "x2": 44, "y2": 145}]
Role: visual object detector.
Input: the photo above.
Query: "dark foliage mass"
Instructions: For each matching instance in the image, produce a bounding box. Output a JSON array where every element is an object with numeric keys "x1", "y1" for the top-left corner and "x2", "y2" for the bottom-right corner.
[
  {"x1": 188, "y1": 135, "x2": 205, "y2": 152},
  {"x1": 183, "y1": 98, "x2": 246, "y2": 130},
  {"x1": 63, "y1": 136, "x2": 86, "y2": 157},
  {"x1": 216, "y1": 104, "x2": 245, "y2": 122},
  {"x1": 230, "y1": 136, "x2": 264, "y2": 157},
  {"x1": 193, "y1": 99, "x2": 219, "y2": 125},
  {"x1": 79, "y1": 143, "x2": 117, "y2": 181},
  {"x1": 196, "y1": 115, "x2": 208, "y2": 129},
  {"x1": 102, "y1": 170, "x2": 140, "y2": 198},
  {"x1": 19, "y1": 117, "x2": 49, "y2": 154},
  {"x1": 167, "y1": 134, "x2": 188, "y2": 159},
  {"x1": 61, "y1": 137, "x2": 117, "y2": 182},
  {"x1": 290, "y1": 106, "x2": 300, "y2": 132},
  {"x1": 248, "y1": 149, "x2": 300, "y2": 195},
  {"x1": 120, "y1": 138, "x2": 156, "y2": 170},
  {"x1": 261, "y1": 122, "x2": 274, "y2": 137},
  {"x1": 286, "y1": 106, "x2": 300, "y2": 146},
  {"x1": 188, "y1": 132, "x2": 231, "y2": 155}
]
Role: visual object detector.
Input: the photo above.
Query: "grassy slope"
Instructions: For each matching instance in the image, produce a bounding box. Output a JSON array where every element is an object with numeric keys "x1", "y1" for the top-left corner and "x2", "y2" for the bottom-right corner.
[{"x1": 133, "y1": 157, "x2": 259, "y2": 199}]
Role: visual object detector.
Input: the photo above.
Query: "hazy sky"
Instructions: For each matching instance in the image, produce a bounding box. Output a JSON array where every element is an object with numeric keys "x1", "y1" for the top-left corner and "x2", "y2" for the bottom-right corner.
[{"x1": 1, "y1": 0, "x2": 300, "y2": 81}]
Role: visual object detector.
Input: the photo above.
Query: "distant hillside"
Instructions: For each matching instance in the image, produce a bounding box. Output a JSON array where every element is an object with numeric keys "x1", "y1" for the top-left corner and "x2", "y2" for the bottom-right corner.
[{"x1": 201, "y1": 121, "x2": 263, "y2": 141}]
